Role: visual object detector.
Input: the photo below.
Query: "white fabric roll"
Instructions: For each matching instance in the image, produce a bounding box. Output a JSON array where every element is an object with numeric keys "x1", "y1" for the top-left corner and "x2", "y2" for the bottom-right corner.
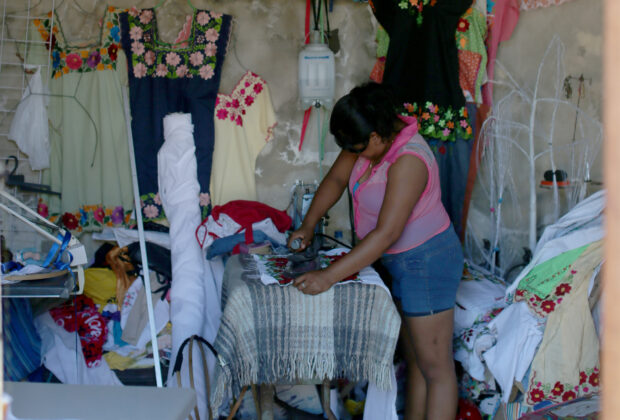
[{"x1": 158, "y1": 112, "x2": 221, "y2": 420}]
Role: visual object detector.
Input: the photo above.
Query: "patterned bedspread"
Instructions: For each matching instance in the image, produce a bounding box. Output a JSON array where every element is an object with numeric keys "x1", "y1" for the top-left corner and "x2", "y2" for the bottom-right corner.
[{"x1": 211, "y1": 254, "x2": 401, "y2": 414}]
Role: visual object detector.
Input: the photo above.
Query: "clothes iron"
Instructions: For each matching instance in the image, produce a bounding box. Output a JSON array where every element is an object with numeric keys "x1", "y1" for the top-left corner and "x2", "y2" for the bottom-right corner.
[{"x1": 283, "y1": 238, "x2": 322, "y2": 277}]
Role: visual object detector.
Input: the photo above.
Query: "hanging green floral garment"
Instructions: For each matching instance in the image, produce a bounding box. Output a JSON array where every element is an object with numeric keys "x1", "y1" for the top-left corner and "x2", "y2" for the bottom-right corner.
[{"x1": 33, "y1": 7, "x2": 134, "y2": 232}]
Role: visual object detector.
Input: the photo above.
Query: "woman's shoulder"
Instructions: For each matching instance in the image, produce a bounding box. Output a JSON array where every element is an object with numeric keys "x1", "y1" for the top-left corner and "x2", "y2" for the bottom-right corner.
[{"x1": 395, "y1": 133, "x2": 435, "y2": 165}]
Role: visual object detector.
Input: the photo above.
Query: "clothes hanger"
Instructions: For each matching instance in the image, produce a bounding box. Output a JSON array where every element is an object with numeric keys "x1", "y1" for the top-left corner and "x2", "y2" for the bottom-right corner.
[{"x1": 4, "y1": 156, "x2": 61, "y2": 196}]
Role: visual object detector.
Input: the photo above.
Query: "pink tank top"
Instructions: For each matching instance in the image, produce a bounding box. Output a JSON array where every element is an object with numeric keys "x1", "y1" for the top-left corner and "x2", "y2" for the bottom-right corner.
[{"x1": 349, "y1": 116, "x2": 450, "y2": 254}]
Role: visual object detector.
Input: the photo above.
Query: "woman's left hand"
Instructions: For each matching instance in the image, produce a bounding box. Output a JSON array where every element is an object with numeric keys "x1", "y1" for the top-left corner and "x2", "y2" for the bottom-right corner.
[{"x1": 293, "y1": 269, "x2": 335, "y2": 295}]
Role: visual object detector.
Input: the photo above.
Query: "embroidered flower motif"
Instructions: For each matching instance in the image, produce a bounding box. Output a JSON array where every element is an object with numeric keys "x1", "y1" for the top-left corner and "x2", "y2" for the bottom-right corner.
[
  {"x1": 131, "y1": 41, "x2": 145, "y2": 56},
  {"x1": 111, "y1": 206, "x2": 125, "y2": 224},
  {"x1": 529, "y1": 388, "x2": 545, "y2": 403},
  {"x1": 189, "y1": 51, "x2": 204, "y2": 66},
  {"x1": 108, "y1": 43, "x2": 119, "y2": 61},
  {"x1": 86, "y1": 51, "x2": 101, "y2": 68},
  {"x1": 555, "y1": 283, "x2": 571, "y2": 296},
  {"x1": 66, "y1": 53, "x2": 82, "y2": 70},
  {"x1": 110, "y1": 26, "x2": 120, "y2": 42},
  {"x1": 156, "y1": 63, "x2": 168, "y2": 77},
  {"x1": 588, "y1": 372, "x2": 599, "y2": 387},
  {"x1": 176, "y1": 64, "x2": 188, "y2": 78},
  {"x1": 217, "y1": 109, "x2": 228, "y2": 120},
  {"x1": 129, "y1": 25, "x2": 143, "y2": 41},
  {"x1": 199, "y1": 193, "x2": 211, "y2": 207},
  {"x1": 204, "y1": 42, "x2": 217, "y2": 57},
  {"x1": 37, "y1": 200, "x2": 49, "y2": 218},
  {"x1": 438, "y1": 145, "x2": 446, "y2": 155},
  {"x1": 244, "y1": 95, "x2": 255, "y2": 106},
  {"x1": 457, "y1": 18, "x2": 470, "y2": 32},
  {"x1": 551, "y1": 382, "x2": 564, "y2": 396},
  {"x1": 134, "y1": 62, "x2": 147, "y2": 78},
  {"x1": 144, "y1": 50, "x2": 156, "y2": 66},
  {"x1": 93, "y1": 207, "x2": 105, "y2": 223},
  {"x1": 153, "y1": 193, "x2": 162, "y2": 205},
  {"x1": 562, "y1": 390, "x2": 576, "y2": 402},
  {"x1": 253, "y1": 83, "x2": 264, "y2": 94},
  {"x1": 52, "y1": 50, "x2": 61, "y2": 68},
  {"x1": 205, "y1": 28, "x2": 219, "y2": 42},
  {"x1": 143, "y1": 204, "x2": 159, "y2": 218},
  {"x1": 197, "y1": 11, "x2": 210, "y2": 26},
  {"x1": 62, "y1": 212, "x2": 79, "y2": 230},
  {"x1": 128, "y1": 7, "x2": 139, "y2": 17},
  {"x1": 579, "y1": 371, "x2": 588, "y2": 385},
  {"x1": 139, "y1": 9, "x2": 153, "y2": 24},
  {"x1": 199, "y1": 64, "x2": 214, "y2": 80},
  {"x1": 166, "y1": 52, "x2": 181, "y2": 66},
  {"x1": 541, "y1": 300, "x2": 556, "y2": 313}
]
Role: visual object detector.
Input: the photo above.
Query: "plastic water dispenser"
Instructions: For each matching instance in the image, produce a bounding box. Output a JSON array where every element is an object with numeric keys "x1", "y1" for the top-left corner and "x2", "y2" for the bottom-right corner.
[{"x1": 298, "y1": 31, "x2": 335, "y2": 109}]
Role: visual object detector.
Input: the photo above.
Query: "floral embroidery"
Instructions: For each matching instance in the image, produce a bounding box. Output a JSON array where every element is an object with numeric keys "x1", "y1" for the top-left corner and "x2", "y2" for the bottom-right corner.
[
  {"x1": 401, "y1": 102, "x2": 472, "y2": 142},
  {"x1": 256, "y1": 251, "x2": 361, "y2": 286},
  {"x1": 38, "y1": 199, "x2": 133, "y2": 233},
  {"x1": 515, "y1": 263, "x2": 576, "y2": 317},
  {"x1": 215, "y1": 72, "x2": 266, "y2": 127},
  {"x1": 394, "y1": 0, "x2": 438, "y2": 26},
  {"x1": 139, "y1": 191, "x2": 211, "y2": 223},
  {"x1": 457, "y1": 17, "x2": 470, "y2": 33},
  {"x1": 126, "y1": 8, "x2": 226, "y2": 80},
  {"x1": 34, "y1": 7, "x2": 123, "y2": 79},
  {"x1": 527, "y1": 368, "x2": 599, "y2": 406}
]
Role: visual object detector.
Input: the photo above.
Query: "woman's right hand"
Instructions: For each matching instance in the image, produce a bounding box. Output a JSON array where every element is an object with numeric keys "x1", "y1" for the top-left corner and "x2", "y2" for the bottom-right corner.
[{"x1": 287, "y1": 226, "x2": 315, "y2": 252}]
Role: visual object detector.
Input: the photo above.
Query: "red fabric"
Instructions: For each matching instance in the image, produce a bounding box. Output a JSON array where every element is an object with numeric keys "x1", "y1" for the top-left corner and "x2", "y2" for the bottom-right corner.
[
  {"x1": 210, "y1": 200, "x2": 292, "y2": 244},
  {"x1": 299, "y1": 0, "x2": 313, "y2": 151},
  {"x1": 49, "y1": 295, "x2": 108, "y2": 368}
]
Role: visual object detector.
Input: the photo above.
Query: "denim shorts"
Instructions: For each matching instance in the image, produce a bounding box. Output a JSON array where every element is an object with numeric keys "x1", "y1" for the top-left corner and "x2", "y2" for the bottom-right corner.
[{"x1": 380, "y1": 226, "x2": 464, "y2": 317}]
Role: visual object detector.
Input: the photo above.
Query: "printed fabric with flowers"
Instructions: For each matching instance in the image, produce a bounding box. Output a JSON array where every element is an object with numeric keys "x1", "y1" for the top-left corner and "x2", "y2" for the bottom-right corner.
[
  {"x1": 526, "y1": 368, "x2": 600, "y2": 407},
  {"x1": 256, "y1": 252, "x2": 361, "y2": 286},
  {"x1": 38, "y1": 199, "x2": 133, "y2": 233},
  {"x1": 401, "y1": 102, "x2": 473, "y2": 142},
  {"x1": 125, "y1": 8, "x2": 228, "y2": 80},
  {"x1": 34, "y1": 7, "x2": 123, "y2": 79}
]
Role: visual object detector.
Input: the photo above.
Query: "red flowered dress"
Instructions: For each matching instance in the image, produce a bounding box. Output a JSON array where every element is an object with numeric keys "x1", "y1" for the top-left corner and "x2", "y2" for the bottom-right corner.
[{"x1": 33, "y1": 7, "x2": 134, "y2": 232}]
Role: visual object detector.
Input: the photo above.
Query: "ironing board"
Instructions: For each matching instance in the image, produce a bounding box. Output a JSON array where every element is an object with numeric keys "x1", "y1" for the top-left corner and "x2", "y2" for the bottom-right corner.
[{"x1": 210, "y1": 254, "x2": 401, "y2": 419}]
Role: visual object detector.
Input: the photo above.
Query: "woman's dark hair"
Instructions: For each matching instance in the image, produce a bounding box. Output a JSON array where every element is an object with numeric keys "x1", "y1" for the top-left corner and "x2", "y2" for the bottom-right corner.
[{"x1": 330, "y1": 82, "x2": 399, "y2": 151}]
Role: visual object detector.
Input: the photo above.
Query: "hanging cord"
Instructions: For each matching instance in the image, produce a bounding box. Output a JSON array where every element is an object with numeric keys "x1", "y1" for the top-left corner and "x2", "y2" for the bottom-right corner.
[
  {"x1": 316, "y1": 232, "x2": 351, "y2": 249},
  {"x1": 347, "y1": 187, "x2": 357, "y2": 247}
]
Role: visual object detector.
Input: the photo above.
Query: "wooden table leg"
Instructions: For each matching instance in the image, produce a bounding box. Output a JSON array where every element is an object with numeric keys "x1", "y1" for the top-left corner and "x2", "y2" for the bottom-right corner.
[{"x1": 251, "y1": 384, "x2": 260, "y2": 420}]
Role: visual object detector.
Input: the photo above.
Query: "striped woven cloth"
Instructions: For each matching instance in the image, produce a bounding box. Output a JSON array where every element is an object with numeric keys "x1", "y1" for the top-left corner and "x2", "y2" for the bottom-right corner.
[{"x1": 211, "y1": 254, "x2": 401, "y2": 414}]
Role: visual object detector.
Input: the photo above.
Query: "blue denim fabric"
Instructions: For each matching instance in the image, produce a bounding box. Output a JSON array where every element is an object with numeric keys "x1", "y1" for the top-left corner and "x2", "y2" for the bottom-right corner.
[
  {"x1": 380, "y1": 225, "x2": 463, "y2": 317},
  {"x1": 206, "y1": 230, "x2": 287, "y2": 259}
]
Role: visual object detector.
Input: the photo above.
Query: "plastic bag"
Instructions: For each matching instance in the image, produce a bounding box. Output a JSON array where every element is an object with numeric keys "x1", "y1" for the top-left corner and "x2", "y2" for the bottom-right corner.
[{"x1": 8, "y1": 66, "x2": 50, "y2": 170}]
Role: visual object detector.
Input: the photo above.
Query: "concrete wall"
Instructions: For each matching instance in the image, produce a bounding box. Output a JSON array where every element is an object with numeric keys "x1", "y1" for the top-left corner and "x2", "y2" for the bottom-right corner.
[
  {"x1": 0, "y1": 0, "x2": 603, "y2": 261},
  {"x1": 465, "y1": 0, "x2": 603, "y2": 276},
  {"x1": 0, "y1": 0, "x2": 375, "y2": 254}
]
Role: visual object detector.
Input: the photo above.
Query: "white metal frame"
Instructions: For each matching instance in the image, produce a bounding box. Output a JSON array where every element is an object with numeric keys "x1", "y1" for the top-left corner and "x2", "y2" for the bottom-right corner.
[{"x1": 0, "y1": 0, "x2": 162, "y2": 387}]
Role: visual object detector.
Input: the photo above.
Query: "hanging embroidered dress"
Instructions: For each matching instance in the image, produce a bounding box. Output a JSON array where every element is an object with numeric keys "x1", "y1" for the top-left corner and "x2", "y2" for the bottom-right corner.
[
  {"x1": 370, "y1": 0, "x2": 476, "y2": 237},
  {"x1": 119, "y1": 7, "x2": 232, "y2": 224},
  {"x1": 211, "y1": 71, "x2": 277, "y2": 206},
  {"x1": 32, "y1": 7, "x2": 134, "y2": 232}
]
